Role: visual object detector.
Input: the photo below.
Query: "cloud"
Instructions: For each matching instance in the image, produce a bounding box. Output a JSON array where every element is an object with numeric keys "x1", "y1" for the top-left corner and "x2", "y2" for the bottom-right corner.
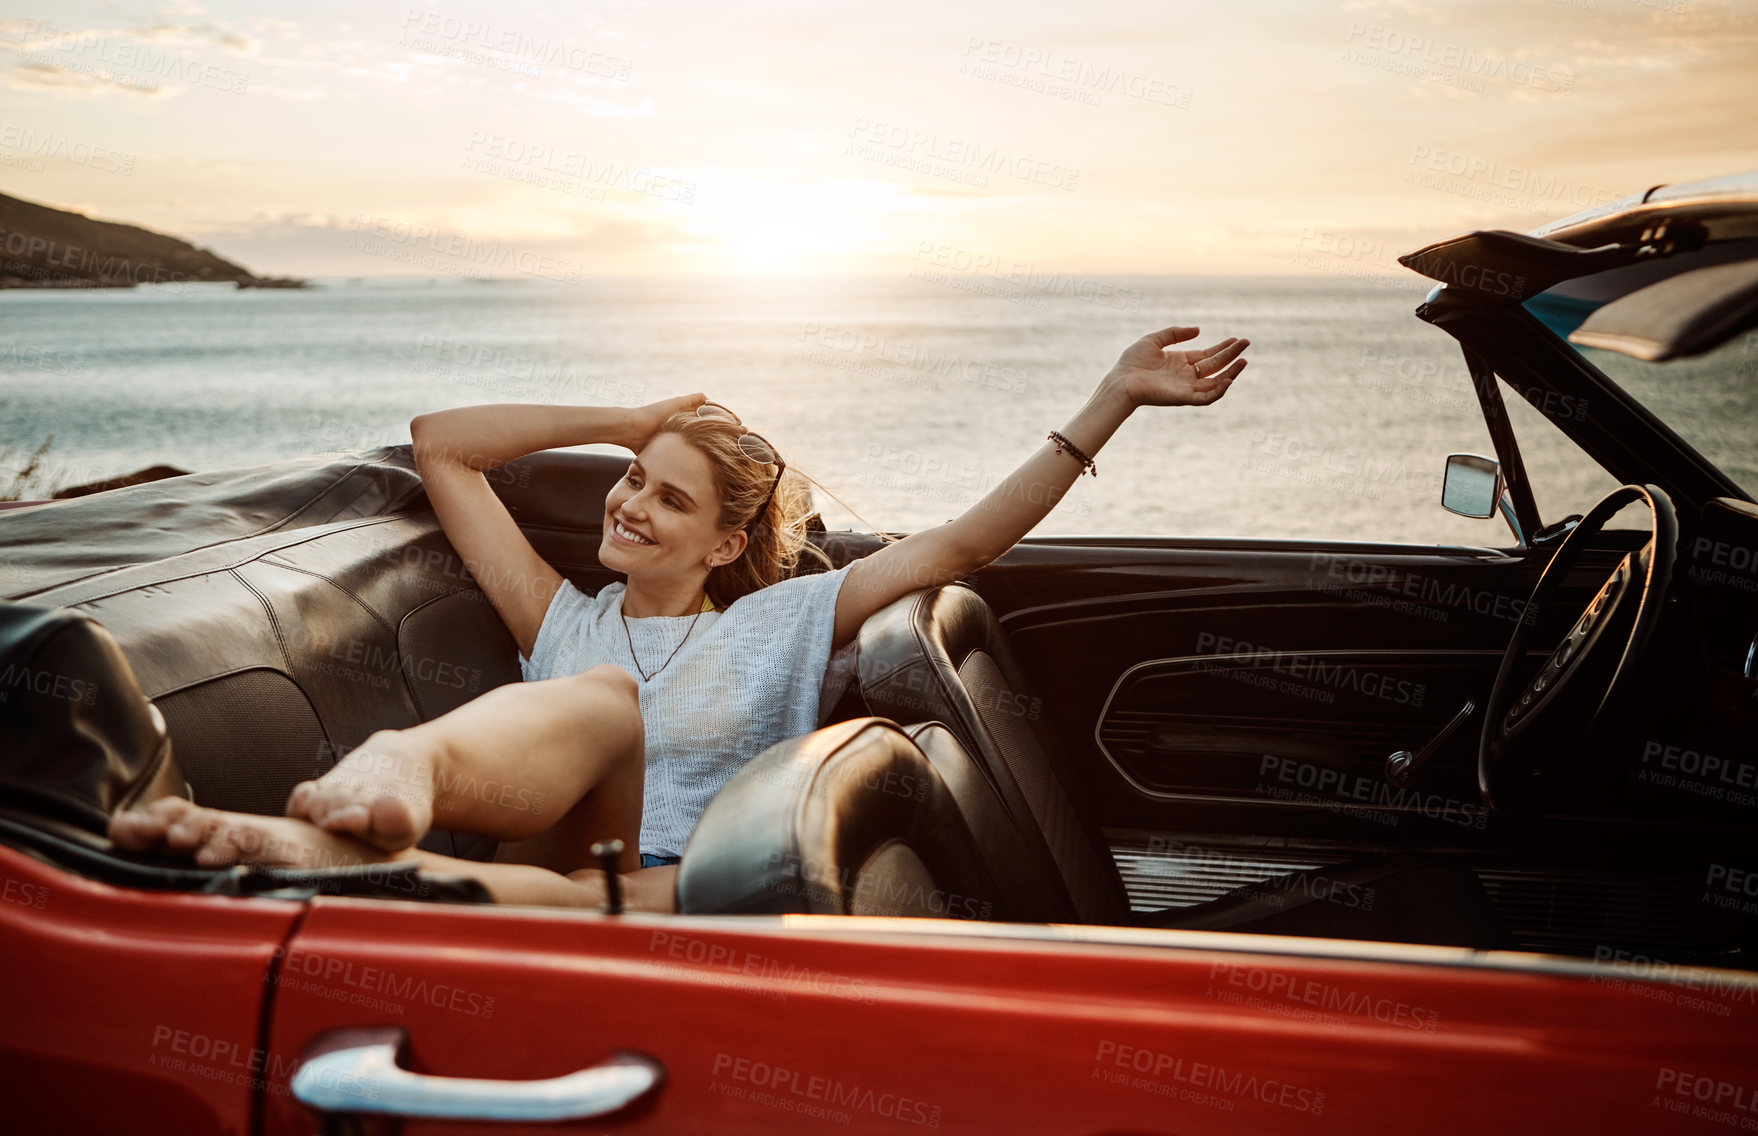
[
  {"x1": 0, "y1": 5, "x2": 259, "y2": 98},
  {"x1": 1, "y1": 59, "x2": 180, "y2": 98},
  {"x1": 131, "y1": 23, "x2": 259, "y2": 55},
  {"x1": 143, "y1": 0, "x2": 260, "y2": 54}
]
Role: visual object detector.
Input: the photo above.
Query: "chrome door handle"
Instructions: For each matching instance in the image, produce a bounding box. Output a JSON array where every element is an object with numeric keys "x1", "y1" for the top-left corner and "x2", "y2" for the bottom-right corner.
[{"x1": 291, "y1": 1027, "x2": 665, "y2": 1121}]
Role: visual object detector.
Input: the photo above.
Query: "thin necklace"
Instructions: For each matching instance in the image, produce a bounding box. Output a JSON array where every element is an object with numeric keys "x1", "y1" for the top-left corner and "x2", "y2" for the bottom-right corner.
[{"x1": 620, "y1": 594, "x2": 708, "y2": 681}]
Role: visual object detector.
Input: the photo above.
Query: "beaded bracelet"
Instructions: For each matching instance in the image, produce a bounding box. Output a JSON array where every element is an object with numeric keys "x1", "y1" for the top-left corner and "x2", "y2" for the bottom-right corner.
[{"x1": 1047, "y1": 430, "x2": 1097, "y2": 477}]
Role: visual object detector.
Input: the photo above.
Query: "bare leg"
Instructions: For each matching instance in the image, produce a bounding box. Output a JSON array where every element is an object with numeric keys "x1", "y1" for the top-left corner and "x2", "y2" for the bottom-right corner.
[
  {"x1": 416, "y1": 851, "x2": 675, "y2": 913},
  {"x1": 110, "y1": 796, "x2": 400, "y2": 870},
  {"x1": 107, "y1": 797, "x2": 677, "y2": 912},
  {"x1": 285, "y1": 664, "x2": 644, "y2": 860},
  {"x1": 492, "y1": 744, "x2": 643, "y2": 877}
]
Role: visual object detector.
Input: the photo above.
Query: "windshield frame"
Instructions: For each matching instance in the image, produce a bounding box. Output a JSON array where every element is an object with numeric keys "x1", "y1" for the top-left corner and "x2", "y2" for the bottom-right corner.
[
  {"x1": 1415, "y1": 283, "x2": 1750, "y2": 541},
  {"x1": 1523, "y1": 272, "x2": 1758, "y2": 503}
]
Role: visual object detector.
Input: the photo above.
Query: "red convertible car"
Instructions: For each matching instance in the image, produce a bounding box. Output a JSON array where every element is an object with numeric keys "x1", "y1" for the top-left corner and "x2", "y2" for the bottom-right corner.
[{"x1": 2, "y1": 172, "x2": 1756, "y2": 1134}]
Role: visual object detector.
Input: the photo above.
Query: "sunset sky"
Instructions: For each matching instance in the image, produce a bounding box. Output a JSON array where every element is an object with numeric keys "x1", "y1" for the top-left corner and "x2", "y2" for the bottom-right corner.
[{"x1": 1, "y1": 0, "x2": 1753, "y2": 278}]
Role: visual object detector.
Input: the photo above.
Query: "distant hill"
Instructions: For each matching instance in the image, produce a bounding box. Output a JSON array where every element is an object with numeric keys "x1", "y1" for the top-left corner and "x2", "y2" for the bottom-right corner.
[{"x1": 0, "y1": 190, "x2": 265, "y2": 289}]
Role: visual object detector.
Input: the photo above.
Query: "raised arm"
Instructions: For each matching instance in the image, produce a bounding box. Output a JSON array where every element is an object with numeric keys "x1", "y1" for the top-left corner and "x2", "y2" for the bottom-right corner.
[
  {"x1": 831, "y1": 326, "x2": 1250, "y2": 648},
  {"x1": 409, "y1": 397, "x2": 700, "y2": 659}
]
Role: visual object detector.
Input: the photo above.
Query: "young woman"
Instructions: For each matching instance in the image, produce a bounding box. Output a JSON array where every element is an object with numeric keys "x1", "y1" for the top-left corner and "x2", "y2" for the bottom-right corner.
[{"x1": 107, "y1": 325, "x2": 1249, "y2": 913}]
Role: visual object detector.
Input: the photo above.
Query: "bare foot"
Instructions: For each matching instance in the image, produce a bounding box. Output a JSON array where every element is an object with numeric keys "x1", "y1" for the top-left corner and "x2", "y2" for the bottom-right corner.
[
  {"x1": 565, "y1": 864, "x2": 679, "y2": 914},
  {"x1": 109, "y1": 796, "x2": 397, "y2": 870},
  {"x1": 285, "y1": 729, "x2": 437, "y2": 852}
]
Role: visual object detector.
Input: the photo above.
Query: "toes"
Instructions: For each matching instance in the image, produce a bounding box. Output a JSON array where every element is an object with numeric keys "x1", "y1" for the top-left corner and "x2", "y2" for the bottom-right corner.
[
  {"x1": 107, "y1": 798, "x2": 207, "y2": 854},
  {"x1": 111, "y1": 799, "x2": 335, "y2": 872},
  {"x1": 367, "y1": 797, "x2": 419, "y2": 850},
  {"x1": 166, "y1": 808, "x2": 222, "y2": 854},
  {"x1": 285, "y1": 781, "x2": 317, "y2": 820},
  {"x1": 192, "y1": 835, "x2": 241, "y2": 868},
  {"x1": 119, "y1": 795, "x2": 196, "y2": 841},
  {"x1": 145, "y1": 796, "x2": 195, "y2": 821},
  {"x1": 301, "y1": 783, "x2": 347, "y2": 828},
  {"x1": 317, "y1": 798, "x2": 417, "y2": 853},
  {"x1": 108, "y1": 810, "x2": 163, "y2": 851},
  {"x1": 193, "y1": 820, "x2": 287, "y2": 868},
  {"x1": 320, "y1": 803, "x2": 371, "y2": 837}
]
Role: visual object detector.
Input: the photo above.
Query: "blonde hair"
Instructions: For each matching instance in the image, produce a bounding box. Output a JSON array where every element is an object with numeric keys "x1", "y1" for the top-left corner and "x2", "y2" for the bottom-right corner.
[{"x1": 653, "y1": 412, "x2": 834, "y2": 607}]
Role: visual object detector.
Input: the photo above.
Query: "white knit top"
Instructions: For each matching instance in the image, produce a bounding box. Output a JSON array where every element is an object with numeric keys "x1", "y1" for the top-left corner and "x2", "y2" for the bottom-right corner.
[{"x1": 517, "y1": 562, "x2": 859, "y2": 857}]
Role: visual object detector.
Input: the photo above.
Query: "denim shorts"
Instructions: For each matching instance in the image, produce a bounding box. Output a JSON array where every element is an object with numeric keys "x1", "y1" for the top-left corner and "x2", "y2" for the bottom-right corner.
[{"x1": 640, "y1": 853, "x2": 681, "y2": 869}]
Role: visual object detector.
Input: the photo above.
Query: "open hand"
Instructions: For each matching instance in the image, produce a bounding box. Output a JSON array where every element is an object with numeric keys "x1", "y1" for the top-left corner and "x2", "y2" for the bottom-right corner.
[
  {"x1": 1106, "y1": 326, "x2": 1250, "y2": 408},
  {"x1": 627, "y1": 392, "x2": 708, "y2": 449}
]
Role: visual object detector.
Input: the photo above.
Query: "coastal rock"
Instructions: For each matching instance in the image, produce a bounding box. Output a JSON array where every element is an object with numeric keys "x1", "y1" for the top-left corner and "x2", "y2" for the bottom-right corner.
[
  {"x1": 52, "y1": 465, "x2": 192, "y2": 499},
  {"x1": 0, "y1": 190, "x2": 300, "y2": 289}
]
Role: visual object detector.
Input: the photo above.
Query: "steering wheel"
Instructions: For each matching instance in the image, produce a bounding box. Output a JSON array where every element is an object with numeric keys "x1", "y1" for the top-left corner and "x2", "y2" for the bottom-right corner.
[{"x1": 1479, "y1": 483, "x2": 1677, "y2": 813}]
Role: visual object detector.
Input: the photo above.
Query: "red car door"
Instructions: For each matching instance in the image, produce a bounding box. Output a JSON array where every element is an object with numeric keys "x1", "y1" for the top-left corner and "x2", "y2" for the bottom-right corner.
[
  {"x1": 259, "y1": 894, "x2": 1758, "y2": 1136},
  {"x1": 0, "y1": 842, "x2": 302, "y2": 1136}
]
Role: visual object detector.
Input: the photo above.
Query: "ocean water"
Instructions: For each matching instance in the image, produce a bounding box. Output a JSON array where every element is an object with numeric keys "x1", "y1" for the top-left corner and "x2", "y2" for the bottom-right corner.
[{"x1": 2, "y1": 274, "x2": 1748, "y2": 546}]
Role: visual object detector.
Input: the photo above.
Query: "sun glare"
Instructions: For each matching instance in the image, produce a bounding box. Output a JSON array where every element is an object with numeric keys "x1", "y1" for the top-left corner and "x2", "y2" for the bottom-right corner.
[{"x1": 681, "y1": 175, "x2": 905, "y2": 273}]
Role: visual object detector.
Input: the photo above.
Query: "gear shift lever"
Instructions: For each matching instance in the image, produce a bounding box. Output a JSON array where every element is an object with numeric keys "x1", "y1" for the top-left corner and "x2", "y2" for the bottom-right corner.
[
  {"x1": 591, "y1": 839, "x2": 625, "y2": 915},
  {"x1": 1385, "y1": 699, "x2": 1476, "y2": 788}
]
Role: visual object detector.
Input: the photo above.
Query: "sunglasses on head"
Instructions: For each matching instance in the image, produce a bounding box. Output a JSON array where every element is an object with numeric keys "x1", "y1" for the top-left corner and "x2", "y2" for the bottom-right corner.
[{"x1": 695, "y1": 402, "x2": 785, "y2": 524}]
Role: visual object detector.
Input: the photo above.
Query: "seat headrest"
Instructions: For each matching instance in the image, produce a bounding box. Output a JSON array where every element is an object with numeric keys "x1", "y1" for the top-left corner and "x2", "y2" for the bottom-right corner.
[{"x1": 0, "y1": 601, "x2": 184, "y2": 834}]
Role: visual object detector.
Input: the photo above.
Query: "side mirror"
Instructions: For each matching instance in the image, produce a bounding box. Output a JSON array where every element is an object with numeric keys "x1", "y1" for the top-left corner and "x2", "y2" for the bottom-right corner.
[{"x1": 1441, "y1": 453, "x2": 1502, "y2": 519}]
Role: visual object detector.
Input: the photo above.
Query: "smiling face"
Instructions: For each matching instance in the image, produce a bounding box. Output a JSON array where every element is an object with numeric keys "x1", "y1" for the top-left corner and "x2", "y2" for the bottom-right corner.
[{"x1": 601, "y1": 432, "x2": 748, "y2": 589}]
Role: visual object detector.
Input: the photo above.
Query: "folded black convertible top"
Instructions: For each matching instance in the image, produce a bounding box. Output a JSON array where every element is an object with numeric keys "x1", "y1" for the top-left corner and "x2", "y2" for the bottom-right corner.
[{"x1": 0, "y1": 446, "x2": 427, "y2": 602}]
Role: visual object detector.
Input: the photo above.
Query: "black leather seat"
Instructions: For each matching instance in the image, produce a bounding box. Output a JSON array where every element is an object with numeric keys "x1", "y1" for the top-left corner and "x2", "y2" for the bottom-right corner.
[
  {"x1": 0, "y1": 446, "x2": 646, "y2": 862},
  {"x1": 0, "y1": 601, "x2": 186, "y2": 837},
  {"x1": 676, "y1": 717, "x2": 1008, "y2": 920},
  {"x1": 0, "y1": 445, "x2": 889, "y2": 865},
  {"x1": 0, "y1": 598, "x2": 492, "y2": 903},
  {"x1": 855, "y1": 585, "x2": 1132, "y2": 925},
  {"x1": 854, "y1": 585, "x2": 1514, "y2": 949}
]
